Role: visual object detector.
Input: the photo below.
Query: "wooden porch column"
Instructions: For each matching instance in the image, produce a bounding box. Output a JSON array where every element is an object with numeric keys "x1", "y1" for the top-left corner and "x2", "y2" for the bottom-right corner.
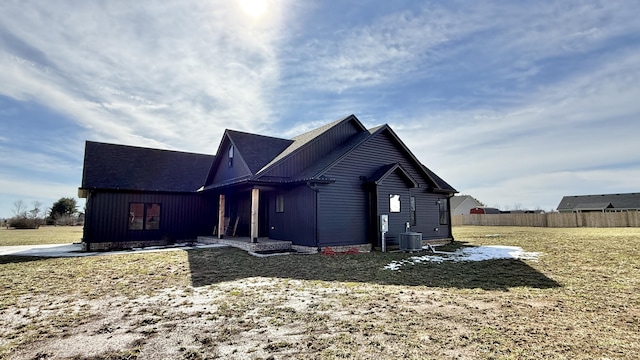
[
  {"x1": 251, "y1": 188, "x2": 260, "y2": 243},
  {"x1": 218, "y1": 194, "x2": 225, "y2": 239}
]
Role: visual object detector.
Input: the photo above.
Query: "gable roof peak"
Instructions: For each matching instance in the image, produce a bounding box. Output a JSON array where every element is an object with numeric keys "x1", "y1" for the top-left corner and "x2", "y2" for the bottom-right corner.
[{"x1": 255, "y1": 114, "x2": 367, "y2": 175}]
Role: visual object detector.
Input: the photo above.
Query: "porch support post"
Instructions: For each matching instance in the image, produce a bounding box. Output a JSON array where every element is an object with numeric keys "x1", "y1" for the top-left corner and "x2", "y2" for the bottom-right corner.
[
  {"x1": 251, "y1": 188, "x2": 260, "y2": 243},
  {"x1": 218, "y1": 194, "x2": 225, "y2": 239}
]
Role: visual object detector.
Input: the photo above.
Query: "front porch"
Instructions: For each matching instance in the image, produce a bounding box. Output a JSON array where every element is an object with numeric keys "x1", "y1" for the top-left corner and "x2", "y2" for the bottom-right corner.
[{"x1": 197, "y1": 236, "x2": 293, "y2": 253}]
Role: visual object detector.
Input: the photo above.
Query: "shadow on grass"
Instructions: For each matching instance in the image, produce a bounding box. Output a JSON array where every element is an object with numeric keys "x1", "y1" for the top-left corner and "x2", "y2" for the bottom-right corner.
[
  {"x1": 187, "y1": 246, "x2": 560, "y2": 290},
  {"x1": 0, "y1": 255, "x2": 47, "y2": 265}
]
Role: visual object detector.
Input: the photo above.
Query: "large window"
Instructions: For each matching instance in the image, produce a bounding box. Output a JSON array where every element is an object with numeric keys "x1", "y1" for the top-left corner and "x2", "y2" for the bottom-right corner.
[
  {"x1": 439, "y1": 199, "x2": 449, "y2": 225},
  {"x1": 390, "y1": 194, "x2": 401, "y2": 213},
  {"x1": 410, "y1": 196, "x2": 416, "y2": 226},
  {"x1": 129, "y1": 203, "x2": 161, "y2": 230}
]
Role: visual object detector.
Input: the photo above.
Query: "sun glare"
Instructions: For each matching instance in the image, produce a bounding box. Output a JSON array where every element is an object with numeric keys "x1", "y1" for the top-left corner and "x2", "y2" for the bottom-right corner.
[{"x1": 237, "y1": 0, "x2": 267, "y2": 18}]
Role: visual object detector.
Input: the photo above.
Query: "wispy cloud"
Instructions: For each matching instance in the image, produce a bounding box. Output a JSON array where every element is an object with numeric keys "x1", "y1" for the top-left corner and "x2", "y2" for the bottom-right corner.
[
  {"x1": 0, "y1": 0, "x2": 287, "y2": 153},
  {"x1": 0, "y1": 0, "x2": 638, "y2": 215}
]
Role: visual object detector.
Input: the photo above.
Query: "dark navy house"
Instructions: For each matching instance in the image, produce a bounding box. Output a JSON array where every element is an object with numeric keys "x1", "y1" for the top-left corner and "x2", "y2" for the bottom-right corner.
[{"x1": 79, "y1": 115, "x2": 457, "y2": 251}]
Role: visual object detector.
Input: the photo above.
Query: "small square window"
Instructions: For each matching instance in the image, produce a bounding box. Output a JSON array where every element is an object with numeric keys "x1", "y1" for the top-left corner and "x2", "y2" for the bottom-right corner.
[{"x1": 129, "y1": 203, "x2": 161, "y2": 230}]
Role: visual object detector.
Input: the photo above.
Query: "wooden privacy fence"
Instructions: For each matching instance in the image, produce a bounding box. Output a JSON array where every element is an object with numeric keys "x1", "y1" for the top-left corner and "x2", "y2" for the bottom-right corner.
[{"x1": 452, "y1": 212, "x2": 640, "y2": 228}]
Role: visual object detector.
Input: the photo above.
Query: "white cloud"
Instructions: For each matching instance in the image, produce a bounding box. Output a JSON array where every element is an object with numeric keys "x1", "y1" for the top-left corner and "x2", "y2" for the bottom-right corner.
[
  {"x1": 394, "y1": 42, "x2": 640, "y2": 210},
  {"x1": 0, "y1": 0, "x2": 288, "y2": 153}
]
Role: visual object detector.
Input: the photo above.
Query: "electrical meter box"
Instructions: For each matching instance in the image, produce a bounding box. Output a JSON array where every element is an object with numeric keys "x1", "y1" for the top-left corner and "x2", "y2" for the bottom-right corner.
[{"x1": 380, "y1": 214, "x2": 389, "y2": 232}]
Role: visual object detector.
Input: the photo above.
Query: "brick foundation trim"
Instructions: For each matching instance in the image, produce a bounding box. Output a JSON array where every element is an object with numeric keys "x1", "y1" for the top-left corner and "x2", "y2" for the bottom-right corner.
[{"x1": 319, "y1": 243, "x2": 372, "y2": 253}]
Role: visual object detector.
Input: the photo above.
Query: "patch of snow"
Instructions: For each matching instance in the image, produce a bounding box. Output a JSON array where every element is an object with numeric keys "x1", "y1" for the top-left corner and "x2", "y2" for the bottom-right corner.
[{"x1": 384, "y1": 245, "x2": 541, "y2": 271}]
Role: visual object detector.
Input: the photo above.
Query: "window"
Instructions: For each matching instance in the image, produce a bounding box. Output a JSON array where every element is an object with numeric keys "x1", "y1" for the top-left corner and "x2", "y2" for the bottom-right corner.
[
  {"x1": 228, "y1": 145, "x2": 234, "y2": 167},
  {"x1": 390, "y1": 194, "x2": 401, "y2": 213},
  {"x1": 410, "y1": 196, "x2": 416, "y2": 226},
  {"x1": 439, "y1": 199, "x2": 449, "y2": 225},
  {"x1": 129, "y1": 203, "x2": 161, "y2": 230},
  {"x1": 275, "y1": 194, "x2": 284, "y2": 213}
]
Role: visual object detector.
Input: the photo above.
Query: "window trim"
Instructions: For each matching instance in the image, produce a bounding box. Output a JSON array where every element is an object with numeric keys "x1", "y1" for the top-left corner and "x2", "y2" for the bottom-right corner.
[
  {"x1": 275, "y1": 194, "x2": 284, "y2": 213},
  {"x1": 410, "y1": 196, "x2": 416, "y2": 226},
  {"x1": 439, "y1": 199, "x2": 449, "y2": 225},
  {"x1": 128, "y1": 202, "x2": 161, "y2": 230},
  {"x1": 390, "y1": 194, "x2": 401, "y2": 213}
]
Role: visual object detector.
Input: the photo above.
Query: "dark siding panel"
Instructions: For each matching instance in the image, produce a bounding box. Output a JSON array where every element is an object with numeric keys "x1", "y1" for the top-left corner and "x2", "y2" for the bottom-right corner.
[
  {"x1": 378, "y1": 171, "x2": 411, "y2": 245},
  {"x1": 212, "y1": 140, "x2": 251, "y2": 184},
  {"x1": 266, "y1": 120, "x2": 362, "y2": 177},
  {"x1": 320, "y1": 130, "x2": 451, "y2": 246},
  {"x1": 84, "y1": 191, "x2": 216, "y2": 244},
  {"x1": 317, "y1": 177, "x2": 369, "y2": 247},
  {"x1": 411, "y1": 192, "x2": 451, "y2": 240},
  {"x1": 268, "y1": 186, "x2": 316, "y2": 246}
]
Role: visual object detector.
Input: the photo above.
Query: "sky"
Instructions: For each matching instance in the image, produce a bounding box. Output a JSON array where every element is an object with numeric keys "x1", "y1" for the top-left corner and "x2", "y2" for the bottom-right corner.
[{"x1": 1, "y1": 0, "x2": 639, "y2": 218}]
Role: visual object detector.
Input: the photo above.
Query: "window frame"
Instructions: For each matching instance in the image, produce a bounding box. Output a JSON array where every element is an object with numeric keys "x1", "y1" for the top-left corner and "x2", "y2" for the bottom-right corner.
[
  {"x1": 439, "y1": 199, "x2": 449, "y2": 225},
  {"x1": 228, "y1": 145, "x2": 234, "y2": 167},
  {"x1": 275, "y1": 194, "x2": 284, "y2": 213},
  {"x1": 390, "y1": 194, "x2": 401, "y2": 213},
  {"x1": 410, "y1": 196, "x2": 416, "y2": 226},
  {"x1": 128, "y1": 202, "x2": 161, "y2": 230}
]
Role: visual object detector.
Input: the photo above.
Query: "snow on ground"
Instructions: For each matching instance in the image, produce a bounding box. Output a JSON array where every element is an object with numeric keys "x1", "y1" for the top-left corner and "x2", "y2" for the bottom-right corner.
[{"x1": 383, "y1": 245, "x2": 542, "y2": 271}]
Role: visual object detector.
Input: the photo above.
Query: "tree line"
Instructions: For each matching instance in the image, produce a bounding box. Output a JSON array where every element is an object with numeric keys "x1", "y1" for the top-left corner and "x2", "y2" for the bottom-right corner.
[{"x1": 4, "y1": 197, "x2": 82, "y2": 229}]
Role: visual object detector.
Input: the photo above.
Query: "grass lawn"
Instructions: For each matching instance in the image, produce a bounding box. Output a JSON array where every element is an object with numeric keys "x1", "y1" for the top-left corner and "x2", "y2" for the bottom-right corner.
[
  {"x1": 0, "y1": 226, "x2": 83, "y2": 246},
  {"x1": 0, "y1": 226, "x2": 638, "y2": 359}
]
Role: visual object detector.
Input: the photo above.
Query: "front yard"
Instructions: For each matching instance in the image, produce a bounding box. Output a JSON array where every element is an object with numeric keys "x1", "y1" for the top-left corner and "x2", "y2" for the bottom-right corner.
[{"x1": 0, "y1": 226, "x2": 638, "y2": 359}]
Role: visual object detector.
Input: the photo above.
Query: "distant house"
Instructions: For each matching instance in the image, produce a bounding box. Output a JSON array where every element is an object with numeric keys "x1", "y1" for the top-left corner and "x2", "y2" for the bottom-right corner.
[
  {"x1": 556, "y1": 193, "x2": 640, "y2": 213},
  {"x1": 79, "y1": 115, "x2": 457, "y2": 251},
  {"x1": 450, "y1": 195, "x2": 484, "y2": 216},
  {"x1": 469, "y1": 207, "x2": 501, "y2": 214}
]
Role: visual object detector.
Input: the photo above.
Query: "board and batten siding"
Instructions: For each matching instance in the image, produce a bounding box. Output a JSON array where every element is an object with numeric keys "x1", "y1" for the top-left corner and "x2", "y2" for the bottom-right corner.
[
  {"x1": 84, "y1": 191, "x2": 215, "y2": 244},
  {"x1": 320, "y1": 129, "x2": 451, "y2": 246},
  {"x1": 268, "y1": 185, "x2": 316, "y2": 247},
  {"x1": 262, "y1": 119, "x2": 362, "y2": 178},
  {"x1": 210, "y1": 139, "x2": 251, "y2": 185}
]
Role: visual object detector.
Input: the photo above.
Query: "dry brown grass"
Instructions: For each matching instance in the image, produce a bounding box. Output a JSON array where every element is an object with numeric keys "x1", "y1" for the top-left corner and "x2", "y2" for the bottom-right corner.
[
  {"x1": 0, "y1": 226, "x2": 638, "y2": 359},
  {"x1": 0, "y1": 226, "x2": 82, "y2": 246}
]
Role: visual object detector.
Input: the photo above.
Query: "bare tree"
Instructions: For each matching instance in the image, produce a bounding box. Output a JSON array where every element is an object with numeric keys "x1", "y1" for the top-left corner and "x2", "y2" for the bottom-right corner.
[
  {"x1": 29, "y1": 201, "x2": 43, "y2": 220},
  {"x1": 12, "y1": 200, "x2": 27, "y2": 217}
]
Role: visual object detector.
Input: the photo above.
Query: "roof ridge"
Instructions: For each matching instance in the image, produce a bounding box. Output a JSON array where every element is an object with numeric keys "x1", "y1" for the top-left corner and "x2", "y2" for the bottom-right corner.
[
  {"x1": 84, "y1": 140, "x2": 212, "y2": 156},
  {"x1": 255, "y1": 114, "x2": 360, "y2": 175},
  {"x1": 226, "y1": 129, "x2": 288, "y2": 141}
]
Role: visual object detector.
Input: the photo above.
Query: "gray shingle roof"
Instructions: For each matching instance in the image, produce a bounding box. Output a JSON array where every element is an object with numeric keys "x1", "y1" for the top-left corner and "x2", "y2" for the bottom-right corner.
[
  {"x1": 81, "y1": 141, "x2": 214, "y2": 192},
  {"x1": 556, "y1": 193, "x2": 640, "y2": 211},
  {"x1": 256, "y1": 115, "x2": 359, "y2": 174},
  {"x1": 226, "y1": 130, "x2": 292, "y2": 174},
  {"x1": 81, "y1": 115, "x2": 457, "y2": 195}
]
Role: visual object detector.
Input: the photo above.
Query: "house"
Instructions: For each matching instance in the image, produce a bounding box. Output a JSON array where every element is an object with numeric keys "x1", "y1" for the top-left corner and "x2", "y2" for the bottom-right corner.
[
  {"x1": 556, "y1": 193, "x2": 640, "y2": 213},
  {"x1": 450, "y1": 195, "x2": 484, "y2": 216},
  {"x1": 79, "y1": 115, "x2": 457, "y2": 251}
]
